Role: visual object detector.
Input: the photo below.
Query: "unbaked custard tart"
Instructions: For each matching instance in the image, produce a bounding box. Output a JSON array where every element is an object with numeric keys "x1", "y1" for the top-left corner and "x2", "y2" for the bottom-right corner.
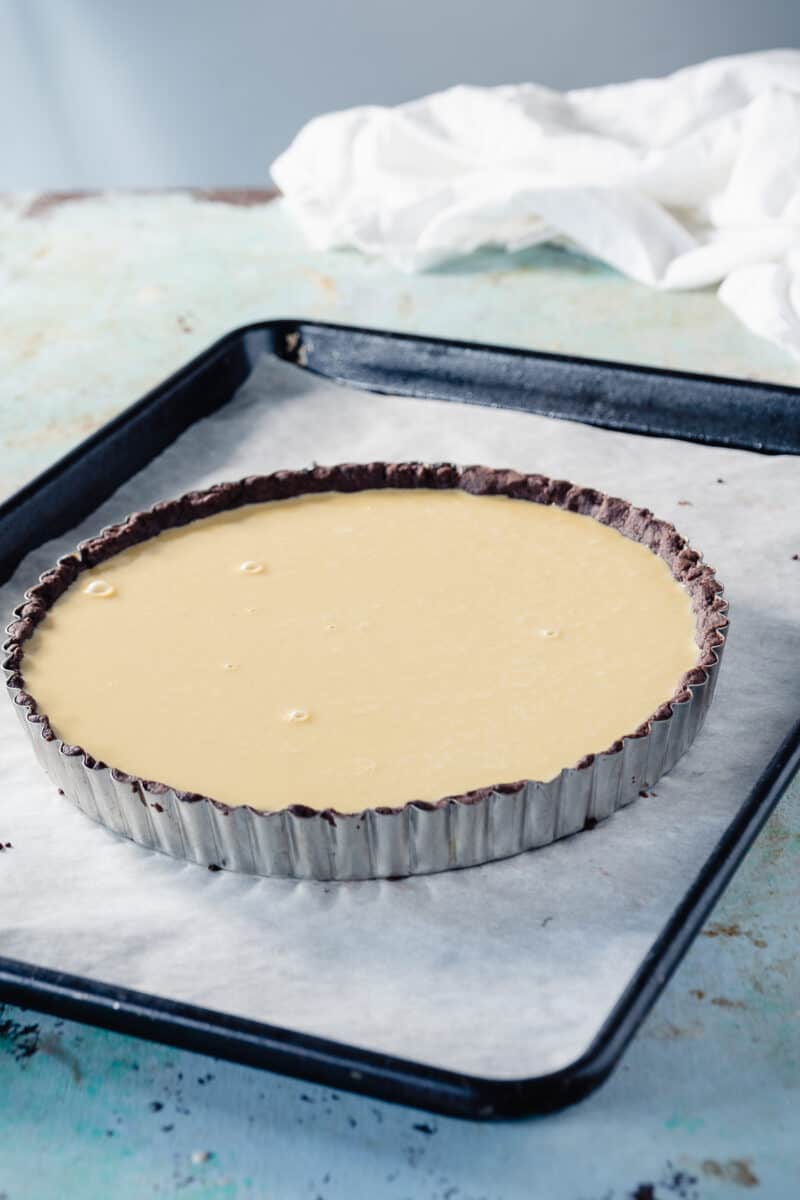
[{"x1": 4, "y1": 464, "x2": 728, "y2": 879}]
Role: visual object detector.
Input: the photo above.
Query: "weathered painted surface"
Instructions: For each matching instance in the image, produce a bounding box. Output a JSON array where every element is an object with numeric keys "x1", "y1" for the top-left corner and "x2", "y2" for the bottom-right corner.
[
  {"x1": 2, "y1": 191, "x2": 799, "y2": 501},
  {"x1": 0, "y1": 192, "x2": 798, "y2": 1198}
]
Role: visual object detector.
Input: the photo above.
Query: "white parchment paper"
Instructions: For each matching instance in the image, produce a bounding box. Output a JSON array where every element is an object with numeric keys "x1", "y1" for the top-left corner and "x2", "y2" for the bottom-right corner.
[{"x1": 1, "y1": 355, "x2": 798, "y2": 1079}]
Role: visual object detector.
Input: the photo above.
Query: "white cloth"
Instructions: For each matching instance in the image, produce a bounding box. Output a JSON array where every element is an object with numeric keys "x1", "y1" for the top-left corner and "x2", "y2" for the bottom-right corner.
[{"x1": 272, "y1": 51, "x2": 800, "y2": 359}]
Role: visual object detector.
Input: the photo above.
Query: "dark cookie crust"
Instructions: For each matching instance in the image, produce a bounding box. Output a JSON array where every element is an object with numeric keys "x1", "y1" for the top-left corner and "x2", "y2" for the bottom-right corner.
[{"x1": 3, "y1": 463, "x2": 728, "y2": 817}]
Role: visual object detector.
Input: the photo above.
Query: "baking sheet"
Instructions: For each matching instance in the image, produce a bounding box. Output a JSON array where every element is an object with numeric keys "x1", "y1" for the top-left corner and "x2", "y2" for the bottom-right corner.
[{"x1": 1, "y1": 354, "x2": 798, "y2": 1081}]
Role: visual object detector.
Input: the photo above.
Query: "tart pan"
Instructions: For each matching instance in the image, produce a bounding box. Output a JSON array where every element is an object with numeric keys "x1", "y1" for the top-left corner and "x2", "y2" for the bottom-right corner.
[{"x1": 3, "y1": 463, "x2": 728, "y2": 880}]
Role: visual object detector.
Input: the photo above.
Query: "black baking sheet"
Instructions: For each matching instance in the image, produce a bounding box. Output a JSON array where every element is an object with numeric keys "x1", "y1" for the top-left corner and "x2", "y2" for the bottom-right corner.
[{"x1": 0, "y1": 320, "x2": 798, "y2": 1119}]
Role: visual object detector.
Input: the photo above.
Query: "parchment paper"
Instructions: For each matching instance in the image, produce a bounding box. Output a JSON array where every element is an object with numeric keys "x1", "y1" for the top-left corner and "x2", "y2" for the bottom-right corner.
[{"x1": 1, "y1": 355, "x2": 798, "y2": 1080}]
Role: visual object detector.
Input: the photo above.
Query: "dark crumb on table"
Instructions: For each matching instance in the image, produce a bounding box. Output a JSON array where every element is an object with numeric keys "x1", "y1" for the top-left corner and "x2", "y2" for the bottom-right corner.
[
  {"x1": 0, "y1": 842, "x2": 12, "y2": 850},
  {"x1": 0, "y1": 1014, "x2": 40, "y2": 1060},
  {"x1": 677, "y1": 499, "x2": 693, "y2": 506},
  {"x1": 663, "y1": 1168, "x2": 699, "y2": 1196},
  {"x1": 639, "y1": 789, "x2": 657, "y2": 798},
  {"x1": 412, "y1": 1122, "x2": 436, "y2": 1135},
  {"x1": 793, "y1": 554, "x2": 799, "y2": 561},
  {"x1": 583, "y1": 816, "x2": 598, "y2": 830},
  {"x1": 716, "y1": 478, "x2": 725, "y2": 483},
  {"x1": 207, "y1": 863, "x2": 222, "y2": 872},
  {"x1": 57, "y1": 788, "x2": 64, "y2": 795}
]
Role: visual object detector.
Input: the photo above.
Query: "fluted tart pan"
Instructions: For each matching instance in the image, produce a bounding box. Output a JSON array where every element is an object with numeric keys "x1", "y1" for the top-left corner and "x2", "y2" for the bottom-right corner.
[{"x1": 3, "y1": 463, "x2": 728, "y2": 880}]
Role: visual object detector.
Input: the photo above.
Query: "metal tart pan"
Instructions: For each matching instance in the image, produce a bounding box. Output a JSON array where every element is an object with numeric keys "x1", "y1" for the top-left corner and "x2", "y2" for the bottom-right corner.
[{"x1": 4, "y1": 463, "x2": 728, "y2": 881}]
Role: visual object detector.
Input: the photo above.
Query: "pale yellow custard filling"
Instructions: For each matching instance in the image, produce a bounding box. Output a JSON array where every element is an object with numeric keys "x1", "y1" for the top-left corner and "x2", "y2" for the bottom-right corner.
[{"x1": 23, "y1": 489, "x2": 699, "y2": 813}]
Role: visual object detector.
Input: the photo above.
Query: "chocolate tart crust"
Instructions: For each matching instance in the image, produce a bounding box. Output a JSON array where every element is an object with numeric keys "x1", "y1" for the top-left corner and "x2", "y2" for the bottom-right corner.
[{"x1": 3, "y1": 463, "x2": 728, "y2": 830}]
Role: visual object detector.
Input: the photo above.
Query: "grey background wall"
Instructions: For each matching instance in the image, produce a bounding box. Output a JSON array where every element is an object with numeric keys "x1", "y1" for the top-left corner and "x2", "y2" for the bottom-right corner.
[{"x1": 2, "y1": 0, "x2": 798, "y2": 189}]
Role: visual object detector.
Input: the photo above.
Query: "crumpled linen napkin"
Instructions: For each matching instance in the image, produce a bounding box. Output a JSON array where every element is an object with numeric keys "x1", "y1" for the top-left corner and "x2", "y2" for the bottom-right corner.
[{"x1": 272, "y1": 51, "x2": 800, "y2": 359}]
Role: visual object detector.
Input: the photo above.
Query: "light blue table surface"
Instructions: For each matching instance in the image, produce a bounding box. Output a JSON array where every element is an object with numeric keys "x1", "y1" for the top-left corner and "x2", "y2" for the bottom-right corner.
[{"x1": 1, "y1": 192, "x2": 798, "y2": 1199}]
